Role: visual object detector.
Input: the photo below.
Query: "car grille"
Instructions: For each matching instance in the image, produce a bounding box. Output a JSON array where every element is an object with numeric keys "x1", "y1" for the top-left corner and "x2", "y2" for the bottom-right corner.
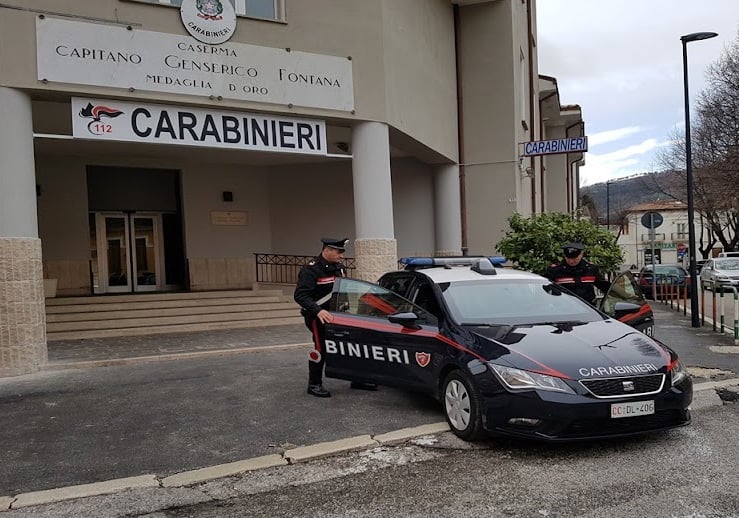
[{"x1": 579, "y1": 374, "x2": 665, "y2": 398}]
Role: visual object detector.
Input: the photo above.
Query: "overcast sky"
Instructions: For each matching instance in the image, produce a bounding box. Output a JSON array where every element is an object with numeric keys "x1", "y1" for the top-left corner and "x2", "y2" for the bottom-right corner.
[{"x1": 537, "y1": 0, "x2": 739, "y2": 186}]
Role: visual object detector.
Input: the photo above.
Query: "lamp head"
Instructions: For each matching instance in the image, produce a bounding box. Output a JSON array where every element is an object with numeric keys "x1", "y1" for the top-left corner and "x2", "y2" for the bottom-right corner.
[{"x1": 681, "y1": 32, "x2": 718, "y2": 43}]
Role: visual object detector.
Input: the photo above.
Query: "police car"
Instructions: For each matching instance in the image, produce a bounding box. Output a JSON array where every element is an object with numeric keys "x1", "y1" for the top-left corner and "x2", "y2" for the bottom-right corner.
[{"x1": 321, "y1": 257, "x2": 691, "y2": 441}]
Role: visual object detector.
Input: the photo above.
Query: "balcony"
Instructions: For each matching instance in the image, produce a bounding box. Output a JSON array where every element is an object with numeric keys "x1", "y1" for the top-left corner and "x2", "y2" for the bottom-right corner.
[{"x1": 640, "y1": 233, "x2": 666, "y2": 242}]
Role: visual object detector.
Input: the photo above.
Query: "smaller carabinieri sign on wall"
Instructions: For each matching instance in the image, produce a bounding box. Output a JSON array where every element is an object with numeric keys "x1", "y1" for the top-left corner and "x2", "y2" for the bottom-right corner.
[
  {"x1": 521, "y1": 137, "x2": 588, "y2": 157},
  {"x1": 71, "y1": 98, "x2": 327, "y2": 156}
]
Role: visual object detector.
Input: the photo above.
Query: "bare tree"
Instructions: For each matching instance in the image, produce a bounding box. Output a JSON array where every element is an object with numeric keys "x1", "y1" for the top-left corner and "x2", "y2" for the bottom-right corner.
[{"x1": 654, "y1": 31, "x2": 739, "y2": 255}]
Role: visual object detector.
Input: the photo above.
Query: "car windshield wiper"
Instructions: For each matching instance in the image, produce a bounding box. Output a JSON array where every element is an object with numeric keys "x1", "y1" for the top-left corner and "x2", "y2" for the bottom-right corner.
[
  {"x1": 459, "y1": 322, "x2": 493, "y2": 327},
  {"x1": 523, "y1": 320, "x2": 590, "y2": 329}
]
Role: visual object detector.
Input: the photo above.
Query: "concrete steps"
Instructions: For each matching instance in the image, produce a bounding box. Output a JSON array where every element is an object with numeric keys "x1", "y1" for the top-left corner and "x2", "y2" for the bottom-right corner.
[{"x1": 45, "y1": 289, "x2": 303, "y2": 340}]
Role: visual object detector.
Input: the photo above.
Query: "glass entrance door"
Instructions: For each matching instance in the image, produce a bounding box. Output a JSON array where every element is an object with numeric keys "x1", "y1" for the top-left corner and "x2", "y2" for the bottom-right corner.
[{"x1": 91, "y1": 212, "x2": 164, "y2": 294}]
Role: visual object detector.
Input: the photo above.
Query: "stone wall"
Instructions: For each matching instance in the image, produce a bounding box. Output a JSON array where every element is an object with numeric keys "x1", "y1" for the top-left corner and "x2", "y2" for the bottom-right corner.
[{"x1": 0, "y1": 238, "x2": 48, "y2": 376}]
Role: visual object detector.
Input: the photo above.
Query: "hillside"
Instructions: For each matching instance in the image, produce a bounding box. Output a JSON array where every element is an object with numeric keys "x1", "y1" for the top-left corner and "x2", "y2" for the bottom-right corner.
[{"x1": 580, "y1": 171, "x2": 682, "y2": 222}]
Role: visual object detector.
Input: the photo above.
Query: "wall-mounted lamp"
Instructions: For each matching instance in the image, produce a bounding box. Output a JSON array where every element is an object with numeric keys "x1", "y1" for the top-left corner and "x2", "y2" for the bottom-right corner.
[
  {"x1": 336, "y1": 142, "x2": 350, "y2": 153},
  {"x1": 222, "y1": 191, "x2": 233, "y2": 202}
]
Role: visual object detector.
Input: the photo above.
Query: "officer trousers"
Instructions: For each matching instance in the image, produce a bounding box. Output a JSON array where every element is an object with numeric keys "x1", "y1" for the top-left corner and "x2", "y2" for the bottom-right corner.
[{"x1": 305, "y1": 317, "x2": 326, "y2": 385}]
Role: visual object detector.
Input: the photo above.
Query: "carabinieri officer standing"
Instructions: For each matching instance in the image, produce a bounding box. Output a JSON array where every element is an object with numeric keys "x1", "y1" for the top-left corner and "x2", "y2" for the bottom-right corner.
[
  {"x1": 545, "y1": 242, "x2": 610, "y2": 306},
  {"x1": 294, "y1": 237, "x2": 378, "y2": 397}
]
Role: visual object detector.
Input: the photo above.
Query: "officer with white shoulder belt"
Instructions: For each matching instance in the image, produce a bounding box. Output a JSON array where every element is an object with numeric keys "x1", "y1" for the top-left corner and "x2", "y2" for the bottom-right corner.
[{"x1": 545, "y1": 242, "x2": 610, "y2": 306}]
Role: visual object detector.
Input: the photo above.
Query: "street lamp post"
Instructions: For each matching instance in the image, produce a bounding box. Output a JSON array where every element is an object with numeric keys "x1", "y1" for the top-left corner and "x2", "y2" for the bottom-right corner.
[{"x1": 681, "y1": 31, "x2": 718, "y2": 328}]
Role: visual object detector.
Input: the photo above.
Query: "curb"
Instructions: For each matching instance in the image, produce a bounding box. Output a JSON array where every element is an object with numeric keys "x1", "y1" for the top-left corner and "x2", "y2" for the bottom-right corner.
[
  {"x1": 0, "y1": 422, "x2": 450, "y2": 511},
  {"x1": 9, "y1": 475, "x2": 159, "y2": 510},
  {"x1": 1, "y1": 382, "x2": 735, "y2": 512}
]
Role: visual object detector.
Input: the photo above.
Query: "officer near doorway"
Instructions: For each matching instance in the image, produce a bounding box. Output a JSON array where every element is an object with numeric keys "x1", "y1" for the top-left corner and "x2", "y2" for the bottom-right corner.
[
  {"x1": 545, "y1": 242, "x2": 610, "y2": 306},
  {"x1": 294, "y1": 237, "x2": 377, "y2": 397}
]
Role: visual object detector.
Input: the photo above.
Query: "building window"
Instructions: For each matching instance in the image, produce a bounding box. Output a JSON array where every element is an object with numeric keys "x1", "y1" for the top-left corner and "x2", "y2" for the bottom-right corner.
[
  {"x1": 124, "y1": 0, "x2": 284, "y2": 21},
  {"x1": 676, "y1": 223, "x2": 688, "y2": 239}
]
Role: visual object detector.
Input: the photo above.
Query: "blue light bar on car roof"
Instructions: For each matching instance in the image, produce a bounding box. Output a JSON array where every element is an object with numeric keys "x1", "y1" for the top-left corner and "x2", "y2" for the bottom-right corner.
[{"x1": 399, "y1": 256, "x2": 507, "y2": 267}]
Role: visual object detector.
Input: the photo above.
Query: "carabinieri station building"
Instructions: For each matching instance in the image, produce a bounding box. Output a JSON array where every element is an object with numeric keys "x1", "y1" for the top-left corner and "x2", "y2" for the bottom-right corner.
[{"x1": 0, "y1": 0, "x2": 584, "y2": 376}]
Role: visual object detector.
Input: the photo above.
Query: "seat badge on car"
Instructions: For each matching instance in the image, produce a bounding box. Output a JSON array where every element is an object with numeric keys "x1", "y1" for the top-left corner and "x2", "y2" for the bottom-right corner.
[
  {"x1": 622, "y1": 380, "x2": 635, "y2": 392},
  {"x1": 415, "y1": 352, "x2": 431, "y2": 368}
]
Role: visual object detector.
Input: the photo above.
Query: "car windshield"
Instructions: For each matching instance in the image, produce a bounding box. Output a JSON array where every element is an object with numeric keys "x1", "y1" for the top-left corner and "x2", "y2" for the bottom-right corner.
[
  {"x1": 439, "y1": 279, "x2": 605, "y2": 326},
  {"x1": 715, "y1": 259, "x2": 739, "y2": 270}
]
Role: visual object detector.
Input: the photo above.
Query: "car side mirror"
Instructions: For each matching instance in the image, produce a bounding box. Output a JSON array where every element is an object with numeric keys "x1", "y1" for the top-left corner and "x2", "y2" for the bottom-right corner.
[
  {"x1": 388, "y1": 312, "x2": 421, "y2": 329},
  {"x1": 613, "y1": 301, "x2": 643, "y2": 320}
]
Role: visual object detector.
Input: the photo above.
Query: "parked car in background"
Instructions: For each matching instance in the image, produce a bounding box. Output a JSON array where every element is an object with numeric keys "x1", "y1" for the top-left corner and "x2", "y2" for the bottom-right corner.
[
  {"x1": 699, "y1": 258, "x2": 739, "y2": 292},
  {"x1": 638, "y1": 264, "x2": 691, "y2": 298}
]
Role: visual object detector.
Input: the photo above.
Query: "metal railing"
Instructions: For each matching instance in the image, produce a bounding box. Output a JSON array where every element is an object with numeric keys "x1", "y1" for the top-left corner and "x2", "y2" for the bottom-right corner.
[
  {"x1": 701, "y1": 286, "x2": 739, "y2": 344},
  {"x1": 254, "y1": 253, "x2": 358, "y2": 284},
  {"x1": 637, "y1": 270, "x2": 739, "y2": 344}
]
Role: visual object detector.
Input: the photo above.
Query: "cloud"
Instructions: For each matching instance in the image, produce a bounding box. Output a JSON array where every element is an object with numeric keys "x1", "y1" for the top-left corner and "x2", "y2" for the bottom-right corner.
[
  {"x1": 588, "y1": 127, "x2": 644, "y2": 147},
  {"x1": 580, "y1": 138, "x2": 668, "y2": 185},
  {"x1": 537, "y1": 0, "x2": 738, "y2": 186}
]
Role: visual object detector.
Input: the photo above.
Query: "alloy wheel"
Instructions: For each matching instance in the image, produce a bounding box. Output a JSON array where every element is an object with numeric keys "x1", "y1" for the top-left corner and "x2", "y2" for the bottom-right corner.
[{"x1": 444, "y1": 379, "x2": 471, "y2": 431}]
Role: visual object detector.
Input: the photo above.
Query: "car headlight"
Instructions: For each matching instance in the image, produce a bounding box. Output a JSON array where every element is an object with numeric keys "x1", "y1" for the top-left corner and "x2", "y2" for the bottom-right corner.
[
  {"x1": 489, "y1": 363, "x2": 575, "y2": 394},
  {"x1": 670, "y1": 360, "x2": 689, "y2": 386}
]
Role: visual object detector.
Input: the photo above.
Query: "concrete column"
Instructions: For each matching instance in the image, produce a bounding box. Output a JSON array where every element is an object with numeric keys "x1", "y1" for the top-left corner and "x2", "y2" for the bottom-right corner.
[
  {"x1": 434, "y1": 164, "x2": 462, "y2": 256},
  {"x1": 351, "y1": 122, "x2": 397, "y2": 282},
  {"x1": 0, "y1": 87, "x2": 47, "y2": 377}
]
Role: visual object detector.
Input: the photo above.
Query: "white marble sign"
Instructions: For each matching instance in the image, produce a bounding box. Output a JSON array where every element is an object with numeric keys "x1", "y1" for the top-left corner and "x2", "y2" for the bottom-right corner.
[{"x1": 37, "y1": 17, "x2": 354, "y2": 111}]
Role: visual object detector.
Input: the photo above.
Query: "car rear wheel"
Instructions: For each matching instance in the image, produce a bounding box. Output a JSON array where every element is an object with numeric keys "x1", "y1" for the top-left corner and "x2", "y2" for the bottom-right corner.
[{"x1": 442, "y1": 370, "x2": 485, "y2": 441}]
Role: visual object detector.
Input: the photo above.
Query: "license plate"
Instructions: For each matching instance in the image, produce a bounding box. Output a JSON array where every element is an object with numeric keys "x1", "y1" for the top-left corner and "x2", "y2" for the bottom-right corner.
[{"x1": 610, "y1": 400, "x2": 654, "y2": 419}]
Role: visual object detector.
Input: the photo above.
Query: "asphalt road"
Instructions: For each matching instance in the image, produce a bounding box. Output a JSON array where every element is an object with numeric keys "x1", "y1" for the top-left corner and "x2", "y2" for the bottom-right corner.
[
  {"x1": 151, "y1": 400, "x2": 739, "y2": 518},
  {"x1": 8, "y1": 397, "x2": 738, "y2": 518},
  {"x1": 0, "y1": 349, "x2": 443, "y2": 496}
]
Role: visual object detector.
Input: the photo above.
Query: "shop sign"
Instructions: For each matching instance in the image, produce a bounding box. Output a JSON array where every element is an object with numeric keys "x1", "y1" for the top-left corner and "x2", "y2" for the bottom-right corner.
[
  {"x1": 180, "y1": 0, "x2": 237, "y2": 45},
  {"x1": 37, "y1": 17, "x2": 354, "y2": 111},
  {"x1": 72, "y1": 98, "x2": 327, "y2": 155}
]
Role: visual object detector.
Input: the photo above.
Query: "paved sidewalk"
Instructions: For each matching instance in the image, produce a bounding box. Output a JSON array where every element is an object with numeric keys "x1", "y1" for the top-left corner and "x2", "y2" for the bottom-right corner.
[
  {"x1": 648, "y1": 302, "x2": 739, "y2": 381},
  {"x1": 46, "y1": 324, "x2": 311, "y2": 368}
]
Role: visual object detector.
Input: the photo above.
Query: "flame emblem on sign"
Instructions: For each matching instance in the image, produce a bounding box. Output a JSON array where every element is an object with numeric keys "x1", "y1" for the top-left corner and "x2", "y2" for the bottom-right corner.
[
  {"x1": 78, "y1": 102, "x2": 124, "y2": 135},
  {"x1": 415, "y1": 352, "x2": 431, "y2": 368}
]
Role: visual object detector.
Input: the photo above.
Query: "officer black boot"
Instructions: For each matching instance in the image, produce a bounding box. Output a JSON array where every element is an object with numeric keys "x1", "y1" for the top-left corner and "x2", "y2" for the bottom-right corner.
[{"x1": 307, "y1": 383, "x2": 331, "y2": 397}]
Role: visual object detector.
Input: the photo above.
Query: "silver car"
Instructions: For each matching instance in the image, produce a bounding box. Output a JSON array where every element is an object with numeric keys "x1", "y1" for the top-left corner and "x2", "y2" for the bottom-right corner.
[{"x1": 699, "y1": 258, "x2": 739, "y2": 292}]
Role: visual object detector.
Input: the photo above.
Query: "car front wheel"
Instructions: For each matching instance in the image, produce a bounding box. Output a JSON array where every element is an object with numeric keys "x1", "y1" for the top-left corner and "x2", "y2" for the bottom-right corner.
[{"x1": 442, "y1": 370, "x2": 485, "y2": 441}]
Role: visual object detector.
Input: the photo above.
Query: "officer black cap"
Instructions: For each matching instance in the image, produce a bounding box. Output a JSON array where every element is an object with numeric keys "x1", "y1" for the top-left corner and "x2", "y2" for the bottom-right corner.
[
  {"x1": 563, "y1": 242, "x2": 585, "y2": 258},
  {"x1": 321, "y1": 237, "x2": 348, "y2": 251}
]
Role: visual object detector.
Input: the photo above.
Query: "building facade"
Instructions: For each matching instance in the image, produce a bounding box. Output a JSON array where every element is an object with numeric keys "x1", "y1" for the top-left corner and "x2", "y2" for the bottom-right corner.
[{"x1": 0, "y1": 0, "x2": 583, "y2": 376}]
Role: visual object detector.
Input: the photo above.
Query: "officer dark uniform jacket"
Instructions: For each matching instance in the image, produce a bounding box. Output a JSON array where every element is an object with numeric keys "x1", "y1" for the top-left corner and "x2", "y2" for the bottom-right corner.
[
  {"x1": 294, "y1": 244, "x2": 346, "y2": 323},
  {"x1": 545, "y1": 243, "x2": 610, "y2": 306}
]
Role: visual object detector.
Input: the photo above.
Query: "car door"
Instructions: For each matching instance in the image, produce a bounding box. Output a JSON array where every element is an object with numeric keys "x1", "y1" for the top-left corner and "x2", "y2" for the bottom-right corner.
[
  {"x1": 323, "y1": 278, "x2": 441, "y2": 393},
  {"x1": 599, "y1": 271, "x2": 655, "y2": 336}
]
